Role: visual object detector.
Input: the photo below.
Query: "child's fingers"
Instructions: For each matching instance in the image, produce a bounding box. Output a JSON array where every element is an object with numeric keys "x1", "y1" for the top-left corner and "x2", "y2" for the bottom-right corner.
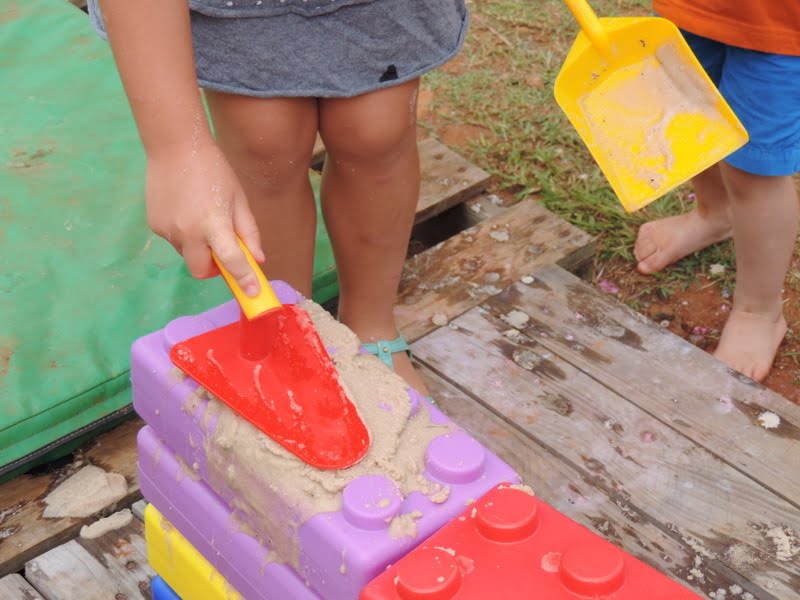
[
  {"x1": 233, "y1": 195, "x2": 265, "y2": 264},
  {"x1": 182, "y1": 239, "x2": 216, "y2": 280},
  {"x1": 209, "y1": 229, "x2": 261, "y2": 298}
]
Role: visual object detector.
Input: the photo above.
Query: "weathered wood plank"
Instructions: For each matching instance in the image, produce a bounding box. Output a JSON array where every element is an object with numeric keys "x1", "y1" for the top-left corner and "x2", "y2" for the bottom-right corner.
[
  {"x1": 397, "y1": 198, "x2": 595, "y2": 343},
  {"x1": 493, "y1": 265, "x2": 800, "y2": 508},
  {"x1": 461, "y1": 193, "x2": 511, "y2": 227},
  {"x1": 25, "y1": 520, "x2": 152, "y2": 600},
  {"x1": 131, "y1": 500, "x2": 147, "y2": 522},
  {"x1": 412, "y1": 306, "x2": 800, "y2": 598},
  {"x1": 0, "y1": 574, "x2": 44, "y2": 600},
  {"x1": 312, "y1": 136, "x2": 490, "y2": 223},
  {"x1": 76, "y1": 519, "x2": 154, "y2": 600},
  {"x1": 0, "y1": 418, "x2": 143, "y2": 576},
  {"x1": 415, "y1": 137, "x2": 490, "y2": 223},
  {"x1": 417, "y1": 367, "x2": 771, "y2": 599}
]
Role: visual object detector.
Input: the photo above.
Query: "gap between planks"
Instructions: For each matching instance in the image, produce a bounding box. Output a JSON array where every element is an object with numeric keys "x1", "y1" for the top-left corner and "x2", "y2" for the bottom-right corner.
[
  {"x1": 0, "y1": 418, "x2": 143, "y2": 576},
  {"x1": 24, "y1": 519, "x2": 153, "y2": 600}
]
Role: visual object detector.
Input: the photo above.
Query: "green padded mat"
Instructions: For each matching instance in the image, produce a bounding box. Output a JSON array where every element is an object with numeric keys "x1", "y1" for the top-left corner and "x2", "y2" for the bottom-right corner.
[{"x1": 0, "y1": 0, "x2": 337, "y2": 476}]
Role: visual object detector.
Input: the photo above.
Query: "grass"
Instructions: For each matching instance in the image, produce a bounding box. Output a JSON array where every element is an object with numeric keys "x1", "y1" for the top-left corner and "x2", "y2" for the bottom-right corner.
[{"x1": 418, "y1": 0, "x2": 737, "y2": 280}]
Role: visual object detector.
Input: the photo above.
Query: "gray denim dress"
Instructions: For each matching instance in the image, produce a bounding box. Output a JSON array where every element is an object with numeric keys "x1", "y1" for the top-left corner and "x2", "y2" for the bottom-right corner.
[{"x1": 88, "y1": 0, "x2": 469, "y2": 98}]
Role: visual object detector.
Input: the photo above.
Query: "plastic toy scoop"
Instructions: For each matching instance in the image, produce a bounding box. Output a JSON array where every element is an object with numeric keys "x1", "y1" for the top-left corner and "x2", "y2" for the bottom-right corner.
[
  {"x1": 554, "y1": 0, "x2": 748, "y2": 212},
  {"x1": 169, "y1": 238, "x2": 370, "y2": 470}
]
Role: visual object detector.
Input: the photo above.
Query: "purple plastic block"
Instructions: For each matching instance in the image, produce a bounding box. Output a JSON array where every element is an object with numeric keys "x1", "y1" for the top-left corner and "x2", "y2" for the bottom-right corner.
[
  {"x1": 131, "y1": 281, "x2": 519, "y2": 599},
  {"x1": 138, "y1": 425, "x2": 317, "y2": 600}
]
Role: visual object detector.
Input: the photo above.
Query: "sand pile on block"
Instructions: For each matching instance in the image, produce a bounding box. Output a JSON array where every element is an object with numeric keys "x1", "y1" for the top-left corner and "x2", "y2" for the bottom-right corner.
[
  {"x1": 80, "y1": 509, "x2": 133, "y2": 539},
  {"x1": 196, "y1": 299, "x2": 452, "y2": 566},
  {"x1": 43, "y1": 465, "x2": 128, "y2": 519}
]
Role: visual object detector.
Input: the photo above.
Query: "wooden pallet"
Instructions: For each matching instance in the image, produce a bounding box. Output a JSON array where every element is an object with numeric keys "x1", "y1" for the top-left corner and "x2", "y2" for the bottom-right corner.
[
  {"x1": 412, "y1": 265, "x2": 800, "y2": 600},
  {"x1": 0, "y1": 139, "x2": 595, "y2": 585},
  {"x1": 9, "y1": 140, "x2": 798, "y2": 599},
  {"x1": 0, "y1": 509, "x2": 153, "y2": 600}
]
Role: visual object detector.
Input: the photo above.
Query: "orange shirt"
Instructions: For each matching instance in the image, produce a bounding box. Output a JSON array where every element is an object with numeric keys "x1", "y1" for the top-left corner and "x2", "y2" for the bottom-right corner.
[{"x1": 653, "y1": 0, "x2": 800, "y2": 56}]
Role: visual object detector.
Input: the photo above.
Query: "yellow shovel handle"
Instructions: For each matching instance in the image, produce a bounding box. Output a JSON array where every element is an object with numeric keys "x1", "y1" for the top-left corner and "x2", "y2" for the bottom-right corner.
[
  {"x1": 212, "y1": 237, "x2": 281, "y2": 320},
  {"x1": 563, "y1": 0, "x2": 612, "y2": 58}
]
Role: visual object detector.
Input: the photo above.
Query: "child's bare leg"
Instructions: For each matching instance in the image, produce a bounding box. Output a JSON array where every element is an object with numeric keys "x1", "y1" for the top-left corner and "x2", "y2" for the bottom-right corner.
[
  {"x1": 318, "y1": 80, "x2": 429, "y2": 394},
  {"x1": 634, "y1": 165, "x2": 733, "y2": 274},
  {"x1": 715, "y1": 165, "x2": 797, "y2": 381},
  {"x1": 205, "y1": 91, "x2": 320, "y2": 296}
]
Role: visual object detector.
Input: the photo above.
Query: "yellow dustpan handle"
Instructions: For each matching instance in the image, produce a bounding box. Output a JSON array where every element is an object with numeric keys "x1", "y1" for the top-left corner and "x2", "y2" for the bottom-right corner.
[
  {"x1": 563, "y1": 0, "x2": 612, "y2": 59},
  {"x1": 212, "y1": 237, "x2": 281, "y2": 320}
]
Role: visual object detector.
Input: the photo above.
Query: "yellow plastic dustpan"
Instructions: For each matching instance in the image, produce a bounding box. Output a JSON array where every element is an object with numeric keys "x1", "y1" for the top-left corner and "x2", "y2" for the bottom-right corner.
[{"x1": 554, "y1": 0, "x2": 748, "y2": 212}]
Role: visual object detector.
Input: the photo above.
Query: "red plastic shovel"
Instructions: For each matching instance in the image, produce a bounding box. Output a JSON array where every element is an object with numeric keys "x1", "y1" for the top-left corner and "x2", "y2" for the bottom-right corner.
[{"x1": 169, "y1": 239, "x2": 370, "y2": 470}]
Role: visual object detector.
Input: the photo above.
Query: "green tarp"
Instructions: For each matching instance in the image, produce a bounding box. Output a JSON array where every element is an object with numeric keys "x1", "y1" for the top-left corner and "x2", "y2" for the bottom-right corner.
[{"x1": 0, "y1": 0, "x2": 337, "y2": 476}]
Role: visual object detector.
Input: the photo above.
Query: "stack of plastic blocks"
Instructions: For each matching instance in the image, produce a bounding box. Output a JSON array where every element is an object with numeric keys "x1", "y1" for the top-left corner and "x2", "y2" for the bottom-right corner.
[
  {"x1": 131, "y1": 281, "x2": 520, "y2": 600},
  {"x1": 134, "y1": 282, "x2": 701, "y2": 599}
]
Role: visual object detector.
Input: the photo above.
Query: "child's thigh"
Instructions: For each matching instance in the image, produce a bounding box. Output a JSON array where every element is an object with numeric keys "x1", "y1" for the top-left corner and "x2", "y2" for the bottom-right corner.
[{"x1": 720, "y1": 50, "x2": 800, "y2": 176}]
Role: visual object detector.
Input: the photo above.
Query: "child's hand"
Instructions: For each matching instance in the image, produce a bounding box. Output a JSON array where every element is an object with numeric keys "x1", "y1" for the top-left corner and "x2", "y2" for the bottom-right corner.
[{"x1": 145, "y1": 139, "x2": 266, "y2": 297}]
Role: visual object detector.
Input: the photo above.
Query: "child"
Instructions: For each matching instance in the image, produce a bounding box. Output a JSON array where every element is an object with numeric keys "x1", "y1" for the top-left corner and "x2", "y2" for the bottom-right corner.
[
  {"x1": 89, "y1": 0, "x2": 469, "y2": 396},
  {"x1": 634, "y1": 1, "x2": 800, "y2": 382}
]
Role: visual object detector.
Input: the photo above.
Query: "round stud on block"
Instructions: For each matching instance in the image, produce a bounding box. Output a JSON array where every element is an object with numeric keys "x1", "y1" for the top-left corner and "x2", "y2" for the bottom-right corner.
[
  {"x1": 559, "y1": 539, "x2": 626, "y2": 596},
  {"x1": 425, "y1": 432, "x2": 486, "y2": 484},
  {"x1": 476, "y1": 487, "x2": 540, "y2": 543},
  {"x1": 270, "y1": 280, "x2": 300, "y2": 305},
  {"x1": 163, "y1": 316, "x2": 216, "y2": 352},
  {"x1": 342, "y1": 475, "x2": 402, "y2": 530},
  {"x1": 395, "y1": 546, "x2": 462, "y2": 600}
]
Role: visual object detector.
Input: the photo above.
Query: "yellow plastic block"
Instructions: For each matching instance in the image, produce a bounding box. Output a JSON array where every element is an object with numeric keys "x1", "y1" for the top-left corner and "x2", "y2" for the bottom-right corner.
[{"x1": 144, "y1": 504, "x2": 242, "y2": 600}]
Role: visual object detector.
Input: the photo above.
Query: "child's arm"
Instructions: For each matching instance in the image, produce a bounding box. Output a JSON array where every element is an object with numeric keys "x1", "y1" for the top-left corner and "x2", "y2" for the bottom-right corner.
[{"x1": 99, "y1": 0, "x2": 264, "y2": 296}]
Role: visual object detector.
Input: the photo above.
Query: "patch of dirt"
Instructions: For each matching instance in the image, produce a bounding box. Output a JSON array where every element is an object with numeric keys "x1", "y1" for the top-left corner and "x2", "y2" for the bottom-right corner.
[
  {"x1": 438, "y1": 123, "x2": 492, "y2": 148},
  {"x1": 601, "y1": 261, "x2": 800, "y2": 404}
]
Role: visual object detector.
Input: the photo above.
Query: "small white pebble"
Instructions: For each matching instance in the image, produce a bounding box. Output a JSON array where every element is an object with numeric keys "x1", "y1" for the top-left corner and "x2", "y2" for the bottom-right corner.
[
  {"x1": 758, "y1": 411, "x2": 780, "y2": 429},
  {"x1": 431, "y1": 313, "x2": 449, "y2": 327},
  {"x1": 709, "y1": 263, "x2": 726, "y2": 275},
  {"x1": 521, "y1": 275, "x2": 535, "y2": 284},
  {"x1": 488, "y1": 194, "x2": 503, "y2": 206}
]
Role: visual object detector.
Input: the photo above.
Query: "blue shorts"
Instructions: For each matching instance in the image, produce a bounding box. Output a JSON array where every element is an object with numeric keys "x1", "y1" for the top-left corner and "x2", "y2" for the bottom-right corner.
[{"x1": 682, "y1": 30, "x2": 800, "y2": 176}]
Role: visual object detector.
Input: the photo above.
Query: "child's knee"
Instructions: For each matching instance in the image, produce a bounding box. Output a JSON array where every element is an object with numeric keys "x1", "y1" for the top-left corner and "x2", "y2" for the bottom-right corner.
[
  {"x1": 321, "y1": 114, "x2": 416, "y2": 168},
  {"x1": 228, "y1": 133, "x2": 315, "y2": 191}
]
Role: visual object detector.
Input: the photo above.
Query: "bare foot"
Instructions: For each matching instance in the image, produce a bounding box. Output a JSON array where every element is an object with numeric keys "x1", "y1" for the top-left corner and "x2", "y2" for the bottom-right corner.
[
  {"x1": 387, "y1": 350, "x2": 431, "y2": 397},
  {"x1": 634, "y1": 208, "x2": 732, "y2": 274},
  {"x1": 715, "y1": 308, "x2": 787, "y2": 382}
]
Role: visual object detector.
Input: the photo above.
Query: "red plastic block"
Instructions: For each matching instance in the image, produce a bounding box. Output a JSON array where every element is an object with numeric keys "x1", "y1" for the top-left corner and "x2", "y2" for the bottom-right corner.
[{"x1": 361, "y1": 484, "x2": 701, "y2": 600}]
